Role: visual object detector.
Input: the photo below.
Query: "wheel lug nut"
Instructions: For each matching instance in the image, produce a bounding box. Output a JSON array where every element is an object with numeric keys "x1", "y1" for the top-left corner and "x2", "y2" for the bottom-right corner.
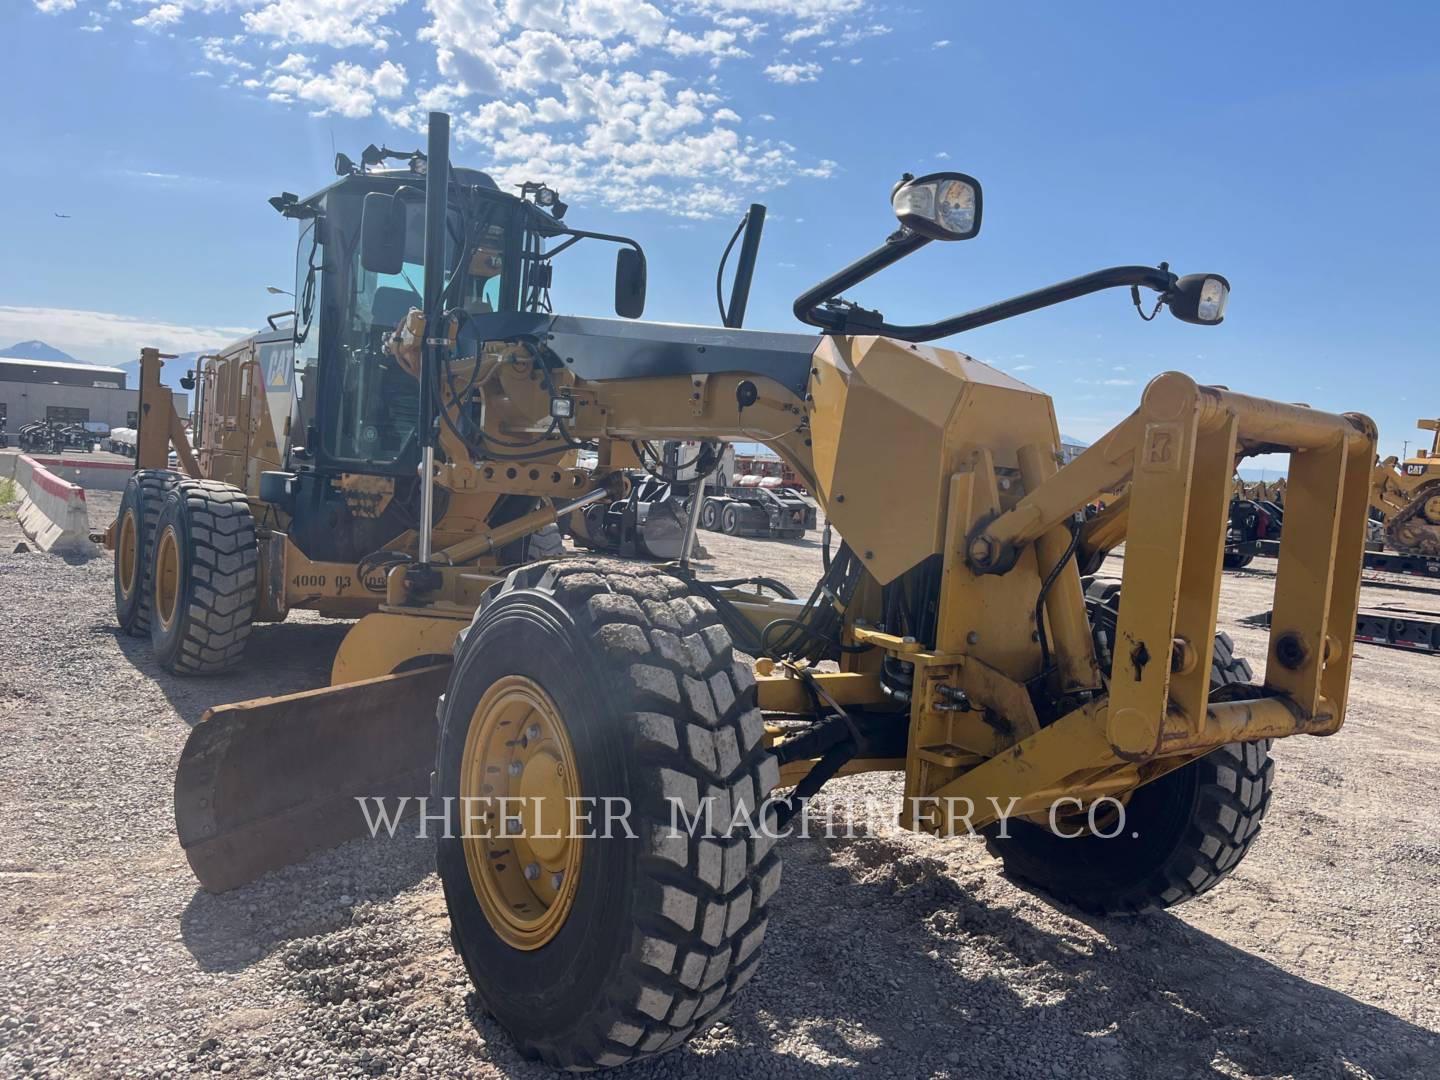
[
  {"x1": 525, "y1": 723, "x2": 541, "y2": 740},
  {"x1": 550, "y1": 871, "x2": 564, "y2": 889},
  {"x1": 508, "y1": 761, "x2": 523, "y2": 776},
  {"x1": 524, "y1": 862, "x2": 540, "y2": 880}
]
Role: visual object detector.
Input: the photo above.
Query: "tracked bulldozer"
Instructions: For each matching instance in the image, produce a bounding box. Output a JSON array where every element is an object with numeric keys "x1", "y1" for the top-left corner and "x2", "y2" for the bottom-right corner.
[
  {"x1": 1372, "y1": 419, "x2": 1440, "y2": 555},
  {"x1": 113, "y1": 113, "x2": 1376, "y2": 1069}
]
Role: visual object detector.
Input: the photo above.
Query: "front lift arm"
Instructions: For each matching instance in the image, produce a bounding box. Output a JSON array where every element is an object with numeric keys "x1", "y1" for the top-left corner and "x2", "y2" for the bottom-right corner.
[{"x1": 904, "y1": 373, "x2": 1375, "y2": 827}]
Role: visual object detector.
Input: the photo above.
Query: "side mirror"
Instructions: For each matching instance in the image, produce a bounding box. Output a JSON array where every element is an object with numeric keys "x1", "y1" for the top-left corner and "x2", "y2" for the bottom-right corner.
[
  {"x1": 360, "y1": 192, "x2": 405, "y2": 275},
  {"x1": 1167, "y1": 273, "x2": 1230, "y2": 325},
  {"x1": 615, "y1": 247, "x2": 647, "y2": 319},
  {"x1": 891, "y1": 171, "x2": 982, "y2": 241}
]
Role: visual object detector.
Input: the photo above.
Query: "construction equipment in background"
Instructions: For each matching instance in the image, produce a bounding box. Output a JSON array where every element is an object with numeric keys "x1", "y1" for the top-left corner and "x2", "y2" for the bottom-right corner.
[
  {"x1": 696, "y1": 476, "x2": 817, "y2": 538},
  {"x1": 17, "y1": 419, "x2": 96, "y2": 454},
  {"x1": 120, "y1": 113, "x2": 1376, "y2": 1070},
  {"x1": 734, "y1": 449, "x2": 809, "y2": 491},
  {"x1": 1223, "y1": 476, "x2": 1284, "y2": 568},
  {"x1": 1372, "y1": 418, "x2": 1440, "y2": 557}
]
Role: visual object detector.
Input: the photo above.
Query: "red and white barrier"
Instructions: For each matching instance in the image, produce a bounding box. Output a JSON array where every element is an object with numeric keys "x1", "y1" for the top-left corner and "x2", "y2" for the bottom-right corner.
[
  {"x1": 14, "y1": 454, "x2": 97, "y2": 556},
  {"x1": 28, "y1": 455, "x2": 135, "y2": 493}
]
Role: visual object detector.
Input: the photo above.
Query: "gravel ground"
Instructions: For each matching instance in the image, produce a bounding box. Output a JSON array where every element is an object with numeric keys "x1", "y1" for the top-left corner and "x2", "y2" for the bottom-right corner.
[{"x1": 2, "y1": 491, "x2": 1438, "y2": 1079}]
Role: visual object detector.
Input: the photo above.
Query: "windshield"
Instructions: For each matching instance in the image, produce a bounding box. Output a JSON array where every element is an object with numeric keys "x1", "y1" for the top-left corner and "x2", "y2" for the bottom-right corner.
[{"x1": 314, "y1": 188, "x2": 511, "y2": 472}]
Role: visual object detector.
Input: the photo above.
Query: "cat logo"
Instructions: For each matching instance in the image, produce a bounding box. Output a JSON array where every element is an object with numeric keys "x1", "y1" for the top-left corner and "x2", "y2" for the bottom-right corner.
[{"x1": 261, "y1": 342, "x2": 295, "y2": 390}]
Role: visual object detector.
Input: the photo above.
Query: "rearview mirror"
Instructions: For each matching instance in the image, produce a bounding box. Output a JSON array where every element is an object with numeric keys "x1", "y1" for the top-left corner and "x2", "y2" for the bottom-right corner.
[
  {"x1": 891, "y1": 171, "x2": 982, "y2": 241},
  {"x1": 615, "y1": 248, "x2": 647, "y2": 319},
  {"x1": 360, "y1": 192, "x2": 405, "y2": 275},
  {"x1": 1167, "y1": 273, "x2": 1230, "y2": 325}
]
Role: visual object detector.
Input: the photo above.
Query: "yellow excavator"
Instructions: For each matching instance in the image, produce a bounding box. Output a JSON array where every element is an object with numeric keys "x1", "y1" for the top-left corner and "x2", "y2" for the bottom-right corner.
[{"x1": 113, "y1": 113, "x2": 1375, "y2": 1069}]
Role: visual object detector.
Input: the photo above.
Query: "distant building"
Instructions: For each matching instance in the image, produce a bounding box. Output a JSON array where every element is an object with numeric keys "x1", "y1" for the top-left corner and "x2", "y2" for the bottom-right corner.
[
  {"x1": 0, "y1": 356, "x2": 186, "y2": 431},
  {"x1": 1059, "y1": 437, "x2": 1087, "y2": 465}
]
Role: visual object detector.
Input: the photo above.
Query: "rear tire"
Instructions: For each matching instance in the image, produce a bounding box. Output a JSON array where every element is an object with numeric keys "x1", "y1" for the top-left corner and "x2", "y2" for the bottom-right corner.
[
  {"x1": 520, "y1": 522, "x2": 564, "y2": 562},
  {"x1": 986, "y1": 583, "x2": 1274, "y2": 915},
  {"x1": 1223, "y1": 550, "x2": 1255, "y2": 569},
  {"x1": 699, "y1": 499, "x2": 720, "y2": 531},
  {"x1": 721, "y1": 505, "x2": 741, "y2": 535},
  {"x1": 114, "y1": 469, "x2": 179, "y2": 637},
  {"x1": 436, "y1": 559, "x2": 780, "y2": 1069},
  {"x1": 149, "y1": 480, "x2": 258, "y2": 675}
]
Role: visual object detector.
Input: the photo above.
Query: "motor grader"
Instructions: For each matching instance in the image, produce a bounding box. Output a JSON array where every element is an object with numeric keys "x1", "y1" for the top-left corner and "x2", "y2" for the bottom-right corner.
[{"x1": 113, "y1": 113, "x2": 1375, "y2": 1069}]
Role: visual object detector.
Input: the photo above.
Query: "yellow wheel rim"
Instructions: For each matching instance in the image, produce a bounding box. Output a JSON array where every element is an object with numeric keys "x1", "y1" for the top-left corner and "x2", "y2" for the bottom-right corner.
[
  {"x1": 154, "y1": 525, "x2": 180, "y2": 632},
  {"x1": 460, "y1": 675, "x2": 582, "y2": 950},
  {"x1": 117, "y1": 510, "x2": 138, "y2": 600}
]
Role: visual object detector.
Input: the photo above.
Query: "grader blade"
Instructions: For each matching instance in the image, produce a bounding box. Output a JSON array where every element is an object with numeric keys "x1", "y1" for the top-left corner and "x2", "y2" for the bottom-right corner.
[{"x1": 175, "y1": 665, "x2": 450, "y2": 893}]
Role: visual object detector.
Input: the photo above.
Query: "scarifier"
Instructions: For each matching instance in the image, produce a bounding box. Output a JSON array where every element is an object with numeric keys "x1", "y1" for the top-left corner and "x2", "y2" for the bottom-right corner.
[{"x1": 107, "y1": 113, "x2": 1375, "y2": 1069}]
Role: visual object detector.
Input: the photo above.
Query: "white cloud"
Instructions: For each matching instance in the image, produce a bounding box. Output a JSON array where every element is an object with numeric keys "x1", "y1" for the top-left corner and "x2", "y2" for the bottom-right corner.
[
  {"x1": 664, "y1": 28, "x2": 747, "y2": 60},
  {"x1": 34, "y1": 0, "x2": 78, "y2": 12},
  {"x1": 0, "y1": 306, "x2": 252, "y2": 365},
  {"x1": 133, "y1": 2, "x2": 184, "y2": 29},
  {"x1": 933, "y1": 39, "x2": 951, "y2": 48},
  {"x1": 200, "y1": 37, "x2": 254, "y2": 70},
  {"x1": 44, "y1": 0, "x2": 870, "y2": 218},
  {"x1": 242, "y1": 0, "x2": 405, "y2": 51},
  {"x1": 113, "y1": 169, "x2": 212, "y2": 184},
  {"x1": 696, "y1": 0, "x2": 861, "y2": 13},
  {"x1": 764, "y1": 60, "x2": 821, "y2": 83},
  {"x1": 783, "y1": 24, "x2": 826, "y2": 43},
  {"x1": 266, "y1": 57, "x2": 409, "y2": 118}
]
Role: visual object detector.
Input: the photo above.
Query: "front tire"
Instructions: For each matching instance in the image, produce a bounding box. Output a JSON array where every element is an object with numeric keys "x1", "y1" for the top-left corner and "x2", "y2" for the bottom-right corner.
[
  {"x1": 149, "y1": 480, "x2": 258, "y2": 675},
  {"x1": 435, "y1": 559, "x2": 780, "y2": 1069},
  {"x1": 986, "y1": 583, "x2": 1274, "y2": 915}
]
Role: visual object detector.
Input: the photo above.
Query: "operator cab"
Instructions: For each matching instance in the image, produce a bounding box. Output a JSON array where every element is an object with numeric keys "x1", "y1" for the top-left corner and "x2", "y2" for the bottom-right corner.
[{"x1": 278, "y1": 163, "x2": 521, "y2": 480}]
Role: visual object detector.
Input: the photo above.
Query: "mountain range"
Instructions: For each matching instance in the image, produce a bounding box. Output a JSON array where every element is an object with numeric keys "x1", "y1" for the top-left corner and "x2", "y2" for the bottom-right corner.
[
  {"x1": 0, "y1": 338, "x2": 197, "y2": 393},
  {"x1": 1, "y1": 339, "x2": 80, "y2": 364}
]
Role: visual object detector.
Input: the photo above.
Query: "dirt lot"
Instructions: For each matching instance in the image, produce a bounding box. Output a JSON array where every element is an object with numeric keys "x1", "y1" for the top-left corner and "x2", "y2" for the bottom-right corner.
[{"x1": 2, "y1": 491, "x2": 1438, "y2": 1079}]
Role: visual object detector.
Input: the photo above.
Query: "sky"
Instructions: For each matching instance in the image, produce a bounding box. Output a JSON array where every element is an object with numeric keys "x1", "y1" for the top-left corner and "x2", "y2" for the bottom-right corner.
[{"x1": 2, "y1": 0, "x2": 1438, "y2": 458}]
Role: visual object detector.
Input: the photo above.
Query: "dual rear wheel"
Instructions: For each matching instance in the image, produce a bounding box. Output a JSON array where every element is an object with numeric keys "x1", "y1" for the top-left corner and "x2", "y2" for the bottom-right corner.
[{"x1": 114, "y1": 472, "x2": 258, "y2": 675}]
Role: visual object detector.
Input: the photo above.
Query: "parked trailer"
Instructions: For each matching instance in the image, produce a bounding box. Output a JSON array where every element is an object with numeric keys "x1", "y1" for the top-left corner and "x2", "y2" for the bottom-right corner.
[
  {"x1": 697, "y1": 481, "x2": 817, "y2": 539},
  {"x1": 108, "y1": 427, "x2": 138, "y2": 456}
]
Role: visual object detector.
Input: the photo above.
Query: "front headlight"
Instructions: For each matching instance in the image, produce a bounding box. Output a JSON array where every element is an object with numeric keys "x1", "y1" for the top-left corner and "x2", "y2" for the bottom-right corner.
[
  {"x1": 891, "y1": 171, "x2": 983, "y2": 241},
  {"x1": 1167, "y1": 272, "x2": 1231, "y2": 325},
  {"x1": 1197, "y1": 276, "x2": 1229, "y2": 323}
]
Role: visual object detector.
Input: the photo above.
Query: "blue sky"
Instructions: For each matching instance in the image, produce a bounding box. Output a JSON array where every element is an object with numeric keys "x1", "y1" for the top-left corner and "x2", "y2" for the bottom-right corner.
[{"x1": 3, "y1": 0, "x2": 1437, "y2": 456}]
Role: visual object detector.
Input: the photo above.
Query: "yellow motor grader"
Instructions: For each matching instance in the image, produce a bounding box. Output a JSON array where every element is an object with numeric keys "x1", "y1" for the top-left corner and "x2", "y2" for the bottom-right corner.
[{"x1": 114, "y1": 113, "x2": 1375, "y2": 1069}]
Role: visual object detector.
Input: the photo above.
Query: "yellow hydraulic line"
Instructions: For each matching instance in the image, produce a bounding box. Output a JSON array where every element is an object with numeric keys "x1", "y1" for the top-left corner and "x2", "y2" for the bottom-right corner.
[{"x1": 434, "y1": 487, "x2": 610, "y2": 565}]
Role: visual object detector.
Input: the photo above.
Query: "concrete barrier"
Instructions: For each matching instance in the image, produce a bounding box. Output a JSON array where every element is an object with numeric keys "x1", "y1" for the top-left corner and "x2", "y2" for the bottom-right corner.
[
  {"x1": 28, "y1": 455, "x2": 135, "y2": 493},
  {"x1": 14, "y1": 454, "x2": 97, "y2": 556}
]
